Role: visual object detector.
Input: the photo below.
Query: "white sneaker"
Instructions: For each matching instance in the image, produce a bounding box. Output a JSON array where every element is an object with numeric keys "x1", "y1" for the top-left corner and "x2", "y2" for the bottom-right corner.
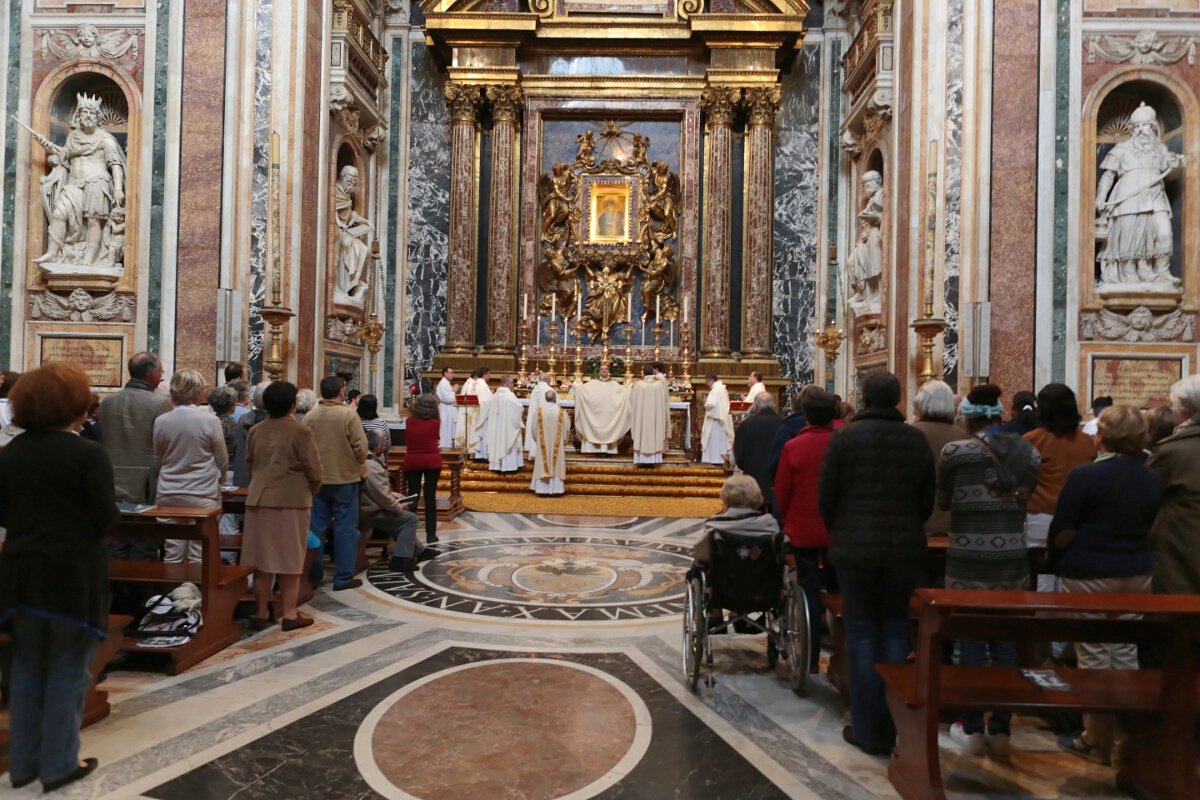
[
  {"x1": 986, "y1": 732, "x2": 1012, "y2": 760},
  {"x1": 950, "y1": 722, "x2": 985, "y2": 756}
]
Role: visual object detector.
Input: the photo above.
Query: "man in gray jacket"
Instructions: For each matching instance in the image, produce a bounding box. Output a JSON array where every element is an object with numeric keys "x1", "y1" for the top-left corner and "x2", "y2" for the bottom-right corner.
[{"x1": 100, "y1": 352, "x2": 172, "y2": 558}]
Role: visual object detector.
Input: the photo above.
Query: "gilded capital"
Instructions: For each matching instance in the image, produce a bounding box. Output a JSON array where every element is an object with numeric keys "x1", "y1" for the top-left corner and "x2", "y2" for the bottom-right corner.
[
  {"x1": 701, "y1": 86, "x2": 741, "y2": 128},
  {"x1": 485, "y1": 84, "x2": 524, "y2": 123},
  {"x1": 744, "y1": 85, "x2": 782, "y2": 128},
  {"x1": 444, "y1": 82, "x2": 481, "y2": 124}
]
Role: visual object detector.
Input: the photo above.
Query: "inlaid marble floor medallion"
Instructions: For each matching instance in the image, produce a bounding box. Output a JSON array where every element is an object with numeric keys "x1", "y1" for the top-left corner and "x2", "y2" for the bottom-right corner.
[{"x1": 368, "y1": 534, "x2": 692, "y2": 622}]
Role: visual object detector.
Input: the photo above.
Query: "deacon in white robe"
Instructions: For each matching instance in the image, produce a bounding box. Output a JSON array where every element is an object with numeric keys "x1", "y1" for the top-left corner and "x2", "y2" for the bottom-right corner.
[
  {"x1": 523, "y1": 371, "x2": 552, "y2": 458},
  {"x1": 482, "y1": 377, "x2": 524, "y2": 472},
  {"x1": 630, "y1": 365, "x2": 670, "y2": 465},
  {"x1": 435, "y1": 368, "x2": 457, "y2": 448},
  {"x1": 701, "y1": 374, "x2": 734, "y2": 466},
  {"x1": 745, "y1": 371, "x2": 766, "y2": 406},
  {"x1": 454, "y1": 370, "x2": 478, "y2": 449},
  {"x1": 469, "y1": 369, "x2": 493, "y2": 460},
  {"x1": 530, "y1": 390, "x2": 569, "y2": 495},
  {"x1": 573, "y1": 365, "x2": 630, "y2": 455}
]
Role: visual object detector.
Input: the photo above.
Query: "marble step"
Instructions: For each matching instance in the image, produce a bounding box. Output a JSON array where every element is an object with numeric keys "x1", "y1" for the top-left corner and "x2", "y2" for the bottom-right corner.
[{"x1": 458, "y1": 480, "x2": 722, "y2": 498}]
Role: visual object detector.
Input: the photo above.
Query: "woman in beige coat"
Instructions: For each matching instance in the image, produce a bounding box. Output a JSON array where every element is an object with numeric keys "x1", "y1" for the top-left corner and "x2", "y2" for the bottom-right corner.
[
  {"x1": 1148, "y1": 375, "x2": 1200, "y2": 595},
  {"x1": 244, "y1": 382, "x2": 323, "y2": 631}
]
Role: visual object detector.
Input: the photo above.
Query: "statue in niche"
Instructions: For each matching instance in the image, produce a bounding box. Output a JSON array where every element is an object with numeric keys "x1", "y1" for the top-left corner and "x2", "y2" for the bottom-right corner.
[
  {"x1": 29, "y1": 92, "x2": 126, "y2": 283},
  {"x1": 332, "y1": 165, "x2": 374, "y2": 309},
  {"x1": 847, "y1": 170, "x2": 884, "y2": 314},
  {"x1": 1095, "y1": 102, "x2": 1185, "y2": 291}
]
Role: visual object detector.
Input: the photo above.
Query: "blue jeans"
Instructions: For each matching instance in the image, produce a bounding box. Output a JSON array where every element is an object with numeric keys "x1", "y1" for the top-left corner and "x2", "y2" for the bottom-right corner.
[
  {"x1": 310, "y1": 482, "x2": 361, "y2": 585},
  {"x1": 8, "y1": 613, "x2": 97, "y2": 784},
  {"x1": 839, "y1": 564, "x2": 919, "y2": 751},
  {"x1": 958, "y1": 639, "x2": 1017, "y2": 734}
]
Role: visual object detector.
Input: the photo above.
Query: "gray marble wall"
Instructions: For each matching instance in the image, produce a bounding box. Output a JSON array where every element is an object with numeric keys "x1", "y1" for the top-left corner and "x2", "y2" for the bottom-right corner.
[
  {"x1": 403, "y1": 40, "x2": 450, "y2": 387},
  {"x1": 942, "y1": 0, "x2": 963, "y2": 385},
  {"x1": 773, "y1": 44, "x2": 823, "y2": 388},
  {"x1": 247, "y1": 0, "x2": 274, "y2": 382}
]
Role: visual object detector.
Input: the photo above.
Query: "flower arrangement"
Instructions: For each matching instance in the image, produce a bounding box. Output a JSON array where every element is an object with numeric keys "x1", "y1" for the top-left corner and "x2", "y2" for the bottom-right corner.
[
  {"x1": 583, "y1": 355, "x2": 626, "y2": 379},
  {"x1": 664, "y1": 375, "x2": 690, "y2": 394}
]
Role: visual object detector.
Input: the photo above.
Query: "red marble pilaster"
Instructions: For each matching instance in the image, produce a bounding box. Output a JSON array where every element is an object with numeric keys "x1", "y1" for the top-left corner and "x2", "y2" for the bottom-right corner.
[
  {"x1": 484, "y1": 84, "x2": 522, "y2": 354},
  {"x1": 443, "y1": 82, "x2": 481, "y2": 353},
  {"x1": 741, "y1": 85, "x2": 781, "y2": 359},
  {"x1": 297, "y1": 0, "x2": 324, "y2": 386},
  {"x1": 700, "y1": 86, "x2": 738, "y2": 357}
]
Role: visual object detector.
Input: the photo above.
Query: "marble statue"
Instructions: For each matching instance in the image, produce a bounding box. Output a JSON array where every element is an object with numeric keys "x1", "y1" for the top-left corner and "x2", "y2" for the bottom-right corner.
[
  {"x1": 28, "y1": 93, "x2": 127, "y2": 283},
  {"x1": 847, "y1": 170, "x2": 884, "y2": 313},
  {"x1": 332, "y1": 165, "x2": 374, "y2": 308},
  {"x1": 1095, "y1": 102, "x2": 1185, "y2": 291}
]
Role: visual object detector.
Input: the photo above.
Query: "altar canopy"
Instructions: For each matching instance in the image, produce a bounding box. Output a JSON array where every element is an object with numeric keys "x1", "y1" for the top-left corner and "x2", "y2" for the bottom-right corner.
[{"x1": 573, "y1": 379, "x2": 631, "y2": 452}]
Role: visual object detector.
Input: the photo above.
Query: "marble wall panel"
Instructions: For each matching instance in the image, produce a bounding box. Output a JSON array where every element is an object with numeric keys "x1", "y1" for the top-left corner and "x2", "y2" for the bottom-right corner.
[
  {"x1": 383, "y1": 40, "x2": 405, "y2": 404},
  {"x1": 404, "y1": 41, "x2": 450, "y2": 386},
  {"x1": 246, "y1": 0, "x2": 273, "y2": 382},
  {"x1": 173, "y1": 0, "x2": 226, "y2": 374},
  {"x1": 0, "y1": 0, "x2": 23, "y2": 366},
  {"x1": 297, "y1": 0, "x2": 324, "y2": 388},
  {"x1": 773, "y1": 44, "x2": 822, "y2": 387},
  {"x1": 146, "y1": 0, "x2": 171, "y2": 354},
  {"x1": 942, "y1": 0, "x2": 964, "y2": 384}
]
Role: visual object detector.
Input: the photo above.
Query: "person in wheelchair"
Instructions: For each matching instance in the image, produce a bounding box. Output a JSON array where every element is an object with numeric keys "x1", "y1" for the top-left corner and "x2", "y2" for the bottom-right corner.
[{"x1": 692, "y1": 475, "x2": 781, "y2": 631}]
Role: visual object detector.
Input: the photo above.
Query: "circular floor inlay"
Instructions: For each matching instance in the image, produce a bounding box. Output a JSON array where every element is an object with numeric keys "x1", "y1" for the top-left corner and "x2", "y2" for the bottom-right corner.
[
  {"x1": 356, "y1": 659, "x2": 651, "y2": 800},
  {"x1": 368, "y1": 535, "x2": 691, "y2": 622}
]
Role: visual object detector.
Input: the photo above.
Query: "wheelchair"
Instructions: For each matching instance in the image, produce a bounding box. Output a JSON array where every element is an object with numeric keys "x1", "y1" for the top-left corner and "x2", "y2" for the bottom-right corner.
[{"x1": 681, "y1": 529, "x2": 811, "y2": 695}]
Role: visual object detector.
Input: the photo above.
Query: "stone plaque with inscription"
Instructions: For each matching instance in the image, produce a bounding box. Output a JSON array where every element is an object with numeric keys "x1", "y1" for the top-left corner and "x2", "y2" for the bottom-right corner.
[
  {"x1": 1091, "y1": 356, "x2": 1183, "y2": 407},
  {"x1": 40, "y1": 336, "x2": 124, "y2": 388}
]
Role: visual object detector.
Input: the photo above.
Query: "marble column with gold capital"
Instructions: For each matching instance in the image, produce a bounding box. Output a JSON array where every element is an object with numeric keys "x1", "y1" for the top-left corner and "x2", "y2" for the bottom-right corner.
[
  {"x1": 484, "y1": 84, "x2": 523, "y2": 354},
  {"x1": 443, "y1": 82, "x2": 482, "y2": 353},
  {"x1": 700, "y1": 86, "x2": 740, "y2": 358},
  {"x1": 741, "y1": 85, "x2": 781, "y2": 359}
]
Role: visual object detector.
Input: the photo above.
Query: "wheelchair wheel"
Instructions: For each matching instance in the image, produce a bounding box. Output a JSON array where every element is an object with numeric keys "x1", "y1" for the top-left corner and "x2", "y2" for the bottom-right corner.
[
  {"x1": 682, "y1": 574, "x2": 706, "y2": 691},
  {"x1": 783, "y1": 578, "x2": 811, "y2": 696}
]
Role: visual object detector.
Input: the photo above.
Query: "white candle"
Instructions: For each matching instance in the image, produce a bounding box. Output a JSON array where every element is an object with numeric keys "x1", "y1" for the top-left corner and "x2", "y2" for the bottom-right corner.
[
  {"x1": 550, "y1": 293, "x2": 556, "y2": 319},
  {"x1": 683, "y1": 294, "x2": 689, "y2": 324},
  {"x1": 564, "y1": 312, "x2": 569, "y2": 345},
  {"x1": 641, "y1": 314, "x2": 646, "y2": 345},
  {"x1": 536, "y1": 315, "x2": 541, "y2": 347},
  {"x1": 656, "y1": 295, "x2": 661, "y2": 324},
  {"x1": 670, "y1": 319, "x2": 674, "y2": 348},
  {"x1": 627, "y1": 290, "x2": 633, "y2": 323},
  {"x1": 577, "y1": 292, "x2": 583, "y2": 319},
  {"x1": 523, "y1": 293, "x2": 528, "y2": 318}
]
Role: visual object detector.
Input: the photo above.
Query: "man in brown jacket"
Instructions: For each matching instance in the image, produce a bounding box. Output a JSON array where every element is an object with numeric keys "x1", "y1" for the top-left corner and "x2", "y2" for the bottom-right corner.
[
  {"x1": 361, "y1": 430, "x2": 429, "y2": 573},
  {"x1": 303, "y1": 375, "x2": 368, "y2": 590}
]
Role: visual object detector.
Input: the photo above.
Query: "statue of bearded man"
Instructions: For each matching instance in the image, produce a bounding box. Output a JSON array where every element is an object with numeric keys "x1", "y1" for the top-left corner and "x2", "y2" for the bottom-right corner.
[
  {"x1": 1095, "y1": 102, "x2": 1186, "y2": 288},
  {"x1": 333, "y1": 164, "x2": 374, "y2": 307},
  {"x1": 847, "y1": 169, "x2": 884, "y2": 312}
]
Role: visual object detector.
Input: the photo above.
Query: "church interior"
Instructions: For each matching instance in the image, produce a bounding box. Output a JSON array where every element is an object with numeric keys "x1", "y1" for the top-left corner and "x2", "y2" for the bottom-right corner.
[{"x1": 2, "y1": 0, "x2": 1200, "y2": 798}]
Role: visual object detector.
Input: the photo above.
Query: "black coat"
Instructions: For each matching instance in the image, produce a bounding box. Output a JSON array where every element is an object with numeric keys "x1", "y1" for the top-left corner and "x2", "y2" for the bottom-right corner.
[
  {"x1": 768, "y1": 411, "x2": 807, "y2": 482},
  {"x1": 0, "y1": 430, "x2": 118, "y2": 636},
  {"x1": 733, "y1": 409, "x2": 783, "y2": 507},
  {"x1": 818, "y1": 406, "x2": 935, "y2": 570}
]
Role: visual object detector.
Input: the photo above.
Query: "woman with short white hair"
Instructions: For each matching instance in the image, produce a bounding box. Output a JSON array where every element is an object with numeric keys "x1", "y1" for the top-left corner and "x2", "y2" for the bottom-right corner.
[
  {"x1": 1147, "y1": 374, "x2": 1200, "y2": 594},
  {"x1": 910, "y1": 380, "x2": 959, "y2": 536},
  {"x1": 154, "y1": 369, "x2": 228, "y2": 563}
]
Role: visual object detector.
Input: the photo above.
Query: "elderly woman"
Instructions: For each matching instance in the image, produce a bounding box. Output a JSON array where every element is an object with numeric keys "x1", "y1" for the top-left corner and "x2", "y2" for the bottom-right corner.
[
  {"x1": 207, "y1": 385, "x2": 238, "y2": 480},
  {"x1": 0, "y1": 362, "x2": 115, "y2": 791},
  {"x1": 1050, "y1": 405, "x2": 1160, "y2": 765},
  {"x1": 358, "y1": 394, "x2": 390, "y2": 468},
  {"x1": 154, "y1": 369, "x2": 228, "y2": 564},
  {"x1": 938, "y1": 383, "x2": 1040, "y2": 758},
  {"x1": 232, "y1": 381, "x2": 271, "y2": 487},
  {"x1": 1148, "y1": 374, "x2": 1200, "y2": 595},
  {"x1": 244, "y1": 382, "x2": 323, "y2": 631},
  {"x1": 403, "y1": 394, "x2": 444, "y2": 544},
  {"x1": 911, "y1": 380, "x2": 960, "y2": 537},
  {"x1": 294, "y1": 388, "x2": 318, "y2": 424}
]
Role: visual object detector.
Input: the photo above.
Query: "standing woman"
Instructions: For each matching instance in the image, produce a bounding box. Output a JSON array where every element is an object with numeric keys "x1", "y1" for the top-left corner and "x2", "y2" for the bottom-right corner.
[
  {"x1": 243, "y1": 382, "x2": 323, "y2": 631},
  {"x1": 154, "y1": 370, "x2": 228, "y2": 564},
  {"x1": 403, "y1": 394, "x2": 443, "y2": 544},
  {"x1": 358, "y1": 394, "x2": 390, "y2": 468},
  {"x1": 0, "y1": 362, "x2": 116, "y2": 791},
  {"x1": 1147, "y1": 374, "x2": 1200, "y2": 595}
]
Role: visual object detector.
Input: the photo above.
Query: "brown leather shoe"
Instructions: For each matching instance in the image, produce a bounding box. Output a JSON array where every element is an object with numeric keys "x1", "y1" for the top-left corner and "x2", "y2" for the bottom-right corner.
[
  {"x1": 248, "y1": 616, "x2": 274, "y2": 631},
  {"x1": 281, "y1": 614, "x2": 314, "y2": 632}
]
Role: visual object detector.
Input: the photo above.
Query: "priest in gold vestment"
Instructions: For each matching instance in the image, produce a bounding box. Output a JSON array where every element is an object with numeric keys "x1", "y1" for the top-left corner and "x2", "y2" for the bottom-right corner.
[
  {"x1": 701, "y1": 373, "x2": 734, "y2": 466},
  {"x1": 523, "y1": 369, "x2": 552, "y2": 459},
  {"x1": 530, "y1": 390, "x2": 569, "y2": 495},
  {"x1": 572, "y1": 364, "x2": 630, "y2": 455},
  {"x1": 630, "y1": 365, "x2": 670, "y2": 466}
]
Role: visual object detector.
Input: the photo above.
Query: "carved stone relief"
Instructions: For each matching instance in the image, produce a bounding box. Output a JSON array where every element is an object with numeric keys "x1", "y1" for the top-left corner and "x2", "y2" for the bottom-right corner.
[
  {"x1": 29, "y1": 288, "x2": 134, "y2": 323},
  {"x1": 855, "y1": 321, "x2": 886, "y2": 355},
  {"x1": 1087, "y1": 31, "x2": 1196, "y2": 67},
  {"x1": 1081, "y1": 306, "x2": 1195, "y2": 343},
  {"x1": 39, "y1": 26, "x2": 140, "y2": 62},
  {"x1": 326, "y1": 315, "x2": 364, "y2": 345}
]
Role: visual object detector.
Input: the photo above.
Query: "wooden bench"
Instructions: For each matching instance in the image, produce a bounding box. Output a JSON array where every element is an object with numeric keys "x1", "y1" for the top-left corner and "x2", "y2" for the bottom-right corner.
[
  {"x1": 109, "y1": 507, "x2": 253, "y2": 675},
  {"x1": 386, "y1": 446, "x2": 466, "y2": 521},
  {"x1": 878, "y1": 588, "x2": 1200, "y2": 800}
]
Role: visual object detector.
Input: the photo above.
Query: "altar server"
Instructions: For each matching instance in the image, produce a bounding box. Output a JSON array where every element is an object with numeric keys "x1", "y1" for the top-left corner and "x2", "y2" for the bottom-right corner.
[
  {"x1": 524, "y1": 370, "x2": 552, "y2": 458},
  {"x1": 630, "y1": 365, "x2": 670, "y2": 466},
  {"x1": 573, "y1": 364, "x2": 631, "y2": 455},
  {"x1": 702, "y1": 373, "x2": 734, "y2": 466},
  {"x1": 454, "y1": 369, "x2": 478, "y2": 449},
  {"x1": 745, "y1": 371, "x2": 766, "y2": 405},
  {"x1": 435, "y1": 367, "x2": 456, "y2": 448},
  {"x1": 481, "y1": 376, "x2": 524, "y2": 472},
  {"x1": 469, "y1": 368, "x2": 493, "y2": 460},
  {"x1": 531, "y1": 390, "x2": 569, "y2": 495}
]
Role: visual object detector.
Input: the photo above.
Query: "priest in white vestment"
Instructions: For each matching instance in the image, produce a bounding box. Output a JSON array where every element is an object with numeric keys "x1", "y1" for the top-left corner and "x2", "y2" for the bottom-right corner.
[
  {"x1": 530, "y1": 390, "x2": 569, "y2": 495},
  {"x1": 435, "y1": 367, "x2": 457, "y2": 448},
  {"x1": 455, "y1": 370, "x2": 478, "y2": 448},
  {"x1": 745, "y1": 371, "x2": 766, "y2": 405},
  {"x1": 481, "y1": 376, "x2": 524, "y2": 472},
  {"x1": 469, "y1": 368, "x2": 493, "y2": 460},
  {"x1": 701, "y1": 374, "x2": 734, "y2": 466},
  {"x1": 523, "y1": 370, "x2": 552, "y2": 458},
  {"x1": 630, "y1": 365, "x2": 670, "y2": 466},
  {"x1": 573, "y1": 364, "x2": 631, "y2": 455}
]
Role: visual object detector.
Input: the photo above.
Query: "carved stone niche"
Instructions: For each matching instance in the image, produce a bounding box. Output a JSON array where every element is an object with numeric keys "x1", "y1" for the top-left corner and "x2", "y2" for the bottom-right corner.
[{"x1": 327, "y1": 141, "x2": 377, "y2": 325}]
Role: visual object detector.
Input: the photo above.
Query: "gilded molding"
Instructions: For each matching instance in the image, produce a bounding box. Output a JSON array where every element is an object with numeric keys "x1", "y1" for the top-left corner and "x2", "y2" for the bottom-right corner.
[
  {"x1": 444, "y1": 82, "x2": 482, "y2": 123},
  {"x1": 701, "y1": 86, "x2": 740, "y2": 127},
  {"x1": 485, "y1": 84, "x2": 524, "y2": 122},
  {"x1": 743, "y1": 85, "x2": 781, "y2": 128}
]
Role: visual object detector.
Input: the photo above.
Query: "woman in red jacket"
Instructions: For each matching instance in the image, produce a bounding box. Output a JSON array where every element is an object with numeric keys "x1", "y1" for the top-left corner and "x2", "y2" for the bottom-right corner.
[
  {"x1": 773, "y1": 387, "x2": 839, "y2": 670},
  {"x1": 402, "y1": 394, "x2": 444, "y2": 543}
]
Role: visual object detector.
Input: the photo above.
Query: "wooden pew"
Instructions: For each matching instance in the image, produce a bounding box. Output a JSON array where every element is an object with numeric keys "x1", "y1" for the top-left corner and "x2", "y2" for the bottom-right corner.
[
  {"x1": 109, "y1": 507, "x2": 253, "y2": 675},
  {"x1": 878, "y1": 588, "x2": 1200, "y2": 800},
  {"x1": 386, "y1": 446, "x2": 465, "y2": 521}
]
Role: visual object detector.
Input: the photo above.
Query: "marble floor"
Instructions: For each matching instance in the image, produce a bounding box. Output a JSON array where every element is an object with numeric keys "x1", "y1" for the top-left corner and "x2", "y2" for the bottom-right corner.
[{"x1": 18, "y1": 512, "x2": 1137, "y2": 799}]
